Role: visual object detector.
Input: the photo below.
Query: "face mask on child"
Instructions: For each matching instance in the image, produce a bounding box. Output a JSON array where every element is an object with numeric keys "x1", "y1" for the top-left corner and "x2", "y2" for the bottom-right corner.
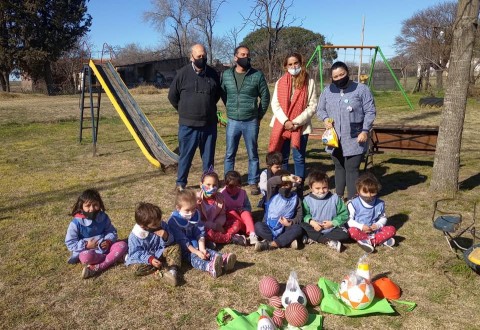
[
  {"x1": 179, "y1": 211, "x2": 194, "y2": 220},
  {"x1": 279, "y1": 187, "x2": 292, "y2": 198},
  {"x1": 225, "y1": 186, "x2": 240, "y2": 196},
  {"x1": 82, "y1": 210, "x2": 99, "y2": 221},
  {"x1": 360, "y1": 196, "x2": 377, "y2": 206},
  {"x1": 202, "y1": 185, "x2": 217, "y2": 197},
  {"x1": 312, "y1": 192, "x2": 328, "y2": 199}
]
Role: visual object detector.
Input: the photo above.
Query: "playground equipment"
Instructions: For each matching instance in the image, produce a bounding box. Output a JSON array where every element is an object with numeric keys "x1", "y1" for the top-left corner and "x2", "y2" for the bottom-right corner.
[
  {"x1": 78, "y1": 43, "x2": 178, "y2": 168},
  {"x1": 306, "y1": 45, "x2": 414, "y2": 110}
]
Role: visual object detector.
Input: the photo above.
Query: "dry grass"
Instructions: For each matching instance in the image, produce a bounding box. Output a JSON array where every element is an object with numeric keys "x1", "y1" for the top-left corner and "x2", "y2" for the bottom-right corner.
[{"x1": 0, "y1": 89, "x2": 479, "y2": 330}]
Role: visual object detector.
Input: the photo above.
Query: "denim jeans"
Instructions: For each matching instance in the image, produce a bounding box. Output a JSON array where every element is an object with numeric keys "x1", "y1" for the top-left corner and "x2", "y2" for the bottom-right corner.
[
  {"x1": 224, "y1": 118, "x2": 259, "y2": 185},
  {"x1": 177, "y1": 124, "x2": 217, "y2": 187},
  {"x1": 280, "y1": 134, "x2": 309, "y2": 180}
]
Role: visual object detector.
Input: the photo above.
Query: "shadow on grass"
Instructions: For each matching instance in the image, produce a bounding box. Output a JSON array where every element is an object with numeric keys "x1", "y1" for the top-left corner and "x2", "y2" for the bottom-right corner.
[
  {"x1": 388, "y1": 213, "x2": 409, "y2": 232},
  {"x1": 402, "y1": 110, "x2": 441, "y2": 122},
  {"x1": 0, "y1": 171, "x2": 163, "y2": 213},
  {"x1": 459, "y1": 172, "x2": 480, "y2": 191},
  {"x1": 382, "y1": 157, "x2": 434, "y2": 167},
  {"x1": 376, "y1": 170, "x2": 427, "y2": 197}
]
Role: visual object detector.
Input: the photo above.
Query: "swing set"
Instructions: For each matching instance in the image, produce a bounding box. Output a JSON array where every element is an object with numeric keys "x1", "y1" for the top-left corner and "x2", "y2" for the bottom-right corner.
[{"x1": 306, "y1": 45, "x2": 414, "y2": 110}]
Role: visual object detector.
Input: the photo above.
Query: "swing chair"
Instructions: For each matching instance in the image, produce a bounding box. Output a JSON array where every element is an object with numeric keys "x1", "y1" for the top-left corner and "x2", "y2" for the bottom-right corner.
[{"x1": 432, "y1": 198, "x2": 480, "y2": 277}]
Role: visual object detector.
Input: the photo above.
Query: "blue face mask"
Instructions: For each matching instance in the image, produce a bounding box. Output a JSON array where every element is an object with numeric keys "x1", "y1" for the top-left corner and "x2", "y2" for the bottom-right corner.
[{"x1": 202, "y1": 185, "x2": 217, "y2": 197}]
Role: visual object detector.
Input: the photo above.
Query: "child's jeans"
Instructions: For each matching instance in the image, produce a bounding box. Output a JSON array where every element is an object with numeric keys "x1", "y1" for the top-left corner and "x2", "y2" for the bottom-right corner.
[{"x1": 189, "y1": 248, "x2": 221, "y2": 271}]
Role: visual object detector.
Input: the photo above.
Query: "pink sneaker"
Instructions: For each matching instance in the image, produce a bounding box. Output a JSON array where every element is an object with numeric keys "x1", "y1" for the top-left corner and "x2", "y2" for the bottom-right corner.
[
  {"x1": 207, "y1": 254, "x2": 223, "y2": 278},
  {"x1": 222, "y1": 253, "x2": 237, "y2": 273}
]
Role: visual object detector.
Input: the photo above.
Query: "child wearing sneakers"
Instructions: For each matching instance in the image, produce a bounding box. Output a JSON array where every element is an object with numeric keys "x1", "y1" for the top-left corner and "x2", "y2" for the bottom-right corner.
[
  {"x1": 125, "y1": 202, "x2": 181, "y2": 286},
  {"x1": 347, "y1": 172, "x2": 396, "y2": 253},
  {"x1": 167, "y1": 189, "x2": 237, "y2": 278},
  {"x1": 300, "y1": 170, "x2": 349, "y2": 252},
  {"x1": 258, "y1": 151, "x2": 283, "y2": 208},
  {"x1": 65, "y1": 189, "x2": 128, "y2": 279},
  {"x1": 197, "y1": 167, "x2": 244, "y2": 246},
  {"x1": 254, "y1": 170, "x2": 304, "y2": 252},
  {"x1": 220, "y1": 170, "x2": 258, "y2": 246}
]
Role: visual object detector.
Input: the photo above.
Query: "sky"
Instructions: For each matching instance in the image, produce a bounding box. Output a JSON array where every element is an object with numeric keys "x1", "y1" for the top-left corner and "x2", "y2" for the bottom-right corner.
[{"x1": 86, "y1": 0, "x2": 445, "y2": 61}]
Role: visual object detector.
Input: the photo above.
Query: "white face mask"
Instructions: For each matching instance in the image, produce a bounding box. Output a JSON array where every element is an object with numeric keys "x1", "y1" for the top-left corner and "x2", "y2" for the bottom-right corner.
[
  {"x1": 312, "y1": 192, "x2": 328, "y2": 199},
  {"x1": 288, "y1": 67, "x2": 301, "y2": 76},
  {"x1": 179, "y1": 211, "x2": 193, "y2": 220}
]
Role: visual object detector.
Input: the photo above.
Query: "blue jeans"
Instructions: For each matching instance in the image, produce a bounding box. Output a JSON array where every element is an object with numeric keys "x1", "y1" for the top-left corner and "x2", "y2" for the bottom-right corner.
[
  {"x1": 177, "y1": 124, "x2": 217, "y2": 187},
  {"x1": 224, "y1": 118, "x2": 260, "y2": 185},
  {"x1": 280, "y1": 134, "x2": 309, "y2": 180},
  {"x1": 254, "y1": 221, "x2": 303, "y2": 248}
]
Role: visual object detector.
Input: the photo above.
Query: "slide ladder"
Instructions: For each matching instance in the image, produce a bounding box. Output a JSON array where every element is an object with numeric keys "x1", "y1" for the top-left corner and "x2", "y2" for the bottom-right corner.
[{"x1": 87, "y1": 60, "x2": 178, "y2": 168}]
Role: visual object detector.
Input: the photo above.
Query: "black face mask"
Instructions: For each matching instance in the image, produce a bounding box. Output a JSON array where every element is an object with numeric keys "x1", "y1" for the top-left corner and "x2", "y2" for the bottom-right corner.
[
  {"x1": 279, "y1": 187, "x2": 292, "y2": 198},
  {"x1": 193, "y1": 57, "x2": 207, "y2": 70},
  {"x1": 236, "y1": 57, "x2": 251, "y2": 70},
  {"x1": 332, "y1": 75, "x2": 350, "y2": 89},
  {"x1": 82, "y1": 210, "x2": 99, "y2": 221}
]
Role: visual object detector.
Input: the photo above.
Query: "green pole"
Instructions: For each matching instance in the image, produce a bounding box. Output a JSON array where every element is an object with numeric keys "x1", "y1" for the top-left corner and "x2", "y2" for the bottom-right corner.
[
  {"x1": 319, "y1": 46, "x2": 324, "y2": 89},
  {"x1": 306, "y1": 46, "x2": 323, "y2": 89},
  {"x1": 377, "y1": 47, "x2": 414, "y2": 110}
]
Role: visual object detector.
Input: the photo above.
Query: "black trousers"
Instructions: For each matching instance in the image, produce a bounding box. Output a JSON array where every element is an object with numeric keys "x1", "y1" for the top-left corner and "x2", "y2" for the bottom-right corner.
[{"x1": 300, "y1": 222, "x2": 350, "y2": 243}]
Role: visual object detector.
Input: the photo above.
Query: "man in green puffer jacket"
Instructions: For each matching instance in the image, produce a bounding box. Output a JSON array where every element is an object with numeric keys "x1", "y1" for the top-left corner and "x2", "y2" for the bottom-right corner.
[{"x1": 221, "y1": 45, "x2": 270, "y2": 196}]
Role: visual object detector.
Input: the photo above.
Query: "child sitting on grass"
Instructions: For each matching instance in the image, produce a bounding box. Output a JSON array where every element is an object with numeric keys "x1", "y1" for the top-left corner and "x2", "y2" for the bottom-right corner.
[
  {"x1": 65, "y1": 189, "x2": 127, "y2": 279},
  {"x1": 254, "y1": 170, "x2": 303, "y2": 252},
  {"x1": 347, "y1": 172, "x2": 396, "y2": 253},
  {"x1": 300, "y1": 170, "x2": 349, "y2": 252},
  {"x1": 197, "y1": 167, "x2": 244, "y2": 246},
  {"x1": 167, "y1": 189, "x2": 236, "y2": 278},
  {"x1": 258, "y1": 151, "x2": 283, "y2": 208},
  {"x1": 220, "y1": 170, "x2": 258, "y2": 245},
  {"x1": 125, "y1": 202, "x2": 181, "y2": 286}
]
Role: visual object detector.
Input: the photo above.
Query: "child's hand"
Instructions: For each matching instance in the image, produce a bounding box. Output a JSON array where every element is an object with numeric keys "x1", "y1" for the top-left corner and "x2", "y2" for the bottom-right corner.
[
  {"x1": 86, "y1": 238, "x2": 98, "y2": 249},
  {"x1": 370, "y1": 224, "x2": 378, "y2": 231},
  {"x1": 280, "y1": 217, "x2": 290, "y2": 226},
  {"x1": 154, "y1": 229, "x2": 168, "y2": 241},
  {"x1": 310, "y1": 220, "x2": 323, "y2": 231},
  {"x1": 196, "y1": 250, "x2": 208, "y2": 260},
  {"x1": 291, "y1": 175, "x2": 302, "y2": 184},
  {"x1": 362, "y1": 225, "x2": 371, "y2": 233},
  {"x1": 321, "y1": 221, "x2": 333, "y2": 229},
  {"x1": 100, "y1": 240, "x2": 111, "y2": 250},
  {"x1": 151, "y1": 258, "x2": 162, "y2": 269}
]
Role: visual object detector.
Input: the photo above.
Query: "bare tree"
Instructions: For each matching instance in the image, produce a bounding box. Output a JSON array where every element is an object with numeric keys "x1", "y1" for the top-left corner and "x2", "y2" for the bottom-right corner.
[
  {"x1": 242, "y1": 0, "x2": 298, "y2": 81},
  {"x1": 395, "y1": 2, "x2": 457, "y2": 93},
  {"x1": 190, "y1": 0, "x2": 226, "y2": 64},
  {"x1": 430, "y1": 0, "x2": 480, "y2": 194},
  {"x1": 144, "y1": 0, "x2": 197, "y2": 60}
]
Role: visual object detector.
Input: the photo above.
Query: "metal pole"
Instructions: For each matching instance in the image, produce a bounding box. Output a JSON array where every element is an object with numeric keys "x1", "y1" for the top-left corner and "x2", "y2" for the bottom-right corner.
[{"x1": 358, "y1": 16, "x2": 365, "y2": 82}]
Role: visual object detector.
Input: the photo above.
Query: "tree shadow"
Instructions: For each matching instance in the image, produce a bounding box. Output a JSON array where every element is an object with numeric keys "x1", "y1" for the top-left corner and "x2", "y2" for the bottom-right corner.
[
  {"x1": 376, "y1": 170, "x2": 427, "y2": 197},
  {"x1": 403, "y1": 110, "x2": 441, "y2": 121},
  {"x1": 0, "y1": 171, "x2": 163, "y2": 213},
  {"x1": 459, "y1": 172, "x2": 480, "y2": 191},
  {"x1": 381, "y1": 157, "x2": 434, "y2": 167},
  {"x1": 388, "y1": 213, "x2": 410, "y2": 232}
]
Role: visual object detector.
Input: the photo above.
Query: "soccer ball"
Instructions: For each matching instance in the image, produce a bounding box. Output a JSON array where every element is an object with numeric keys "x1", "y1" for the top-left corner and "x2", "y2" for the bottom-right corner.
[
  {"x1": 281, "y1": 283, "x2": 307, "y2": 308},
  {"x1": 339, "y1": 274, "x2": 374, "y2": 310}
]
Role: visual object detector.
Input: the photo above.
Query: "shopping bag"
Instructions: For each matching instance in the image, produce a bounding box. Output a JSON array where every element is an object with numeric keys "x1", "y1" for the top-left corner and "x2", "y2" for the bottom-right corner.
[
  {"x1": 318, "y1": 277, "x2": 395, "y2": 316},
  {"x1": 321, "y1": 128, "x2": 339, "y2": 148}
]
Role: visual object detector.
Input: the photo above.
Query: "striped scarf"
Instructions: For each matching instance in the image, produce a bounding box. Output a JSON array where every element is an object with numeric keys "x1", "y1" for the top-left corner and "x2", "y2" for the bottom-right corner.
[{"x1": 268, "y1": 73, "x2": 307, "y2": 152}]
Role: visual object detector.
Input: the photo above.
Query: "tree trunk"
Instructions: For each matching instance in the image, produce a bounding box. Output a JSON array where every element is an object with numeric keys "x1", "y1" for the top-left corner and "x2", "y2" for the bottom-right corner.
[
  {"x1": 44, "y1": 61, "x2": 55, "y2": 95},
  {"x1": 423, "y1": 66, "x2": 430, "y2": 92},
  {"x1": 436, "y1": 69, "x2": 443, "y2": 92},
  {"x1": 0, "y1": 72, "x2": 6, "y2": 92},
  {"x1": 430, "y1": 0, "x2": 480, "y2": 194}
]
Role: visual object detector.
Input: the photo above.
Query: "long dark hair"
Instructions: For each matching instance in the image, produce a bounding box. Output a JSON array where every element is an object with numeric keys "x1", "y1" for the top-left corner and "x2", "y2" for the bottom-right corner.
[
  {"x1": 283, "y1": 52, "x2": 308, "y2": 90},
  {"x1": 71, "y1": 189, "x2": 105, "y2": 216},
  {"x1": 330, "y1": 61, "x2": 349, "y2": 76}
]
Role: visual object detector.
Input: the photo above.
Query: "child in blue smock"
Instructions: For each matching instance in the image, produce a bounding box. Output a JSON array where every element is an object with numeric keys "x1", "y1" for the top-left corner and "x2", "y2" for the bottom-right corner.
[{"x1": 65, "y1": 189, "x2": 127, "y2": 279}]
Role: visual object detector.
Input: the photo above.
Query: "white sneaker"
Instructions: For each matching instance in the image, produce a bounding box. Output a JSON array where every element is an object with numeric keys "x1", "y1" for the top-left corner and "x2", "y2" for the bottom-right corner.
[
  {"x1": 249, "y1": 233, "x2": 259, "y2": 245},
  {"x1": 290, "y1": 239, "x2": 299, "y2": 250},
  {"x1": 383, "y1": 238, "x2": 395, "y2": 248},
  {"x1": 358, "y1": 239, "x2": 374, "y2": 253},
  {"x1": 326, "y1": 240, "x2": 342, "y2": 253}
]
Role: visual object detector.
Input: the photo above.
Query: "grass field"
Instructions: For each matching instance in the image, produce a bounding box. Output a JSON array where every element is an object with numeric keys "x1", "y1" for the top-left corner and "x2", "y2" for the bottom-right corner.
[{"x1": 0, "y1": 87, "x2": 479, "y2": 330}]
